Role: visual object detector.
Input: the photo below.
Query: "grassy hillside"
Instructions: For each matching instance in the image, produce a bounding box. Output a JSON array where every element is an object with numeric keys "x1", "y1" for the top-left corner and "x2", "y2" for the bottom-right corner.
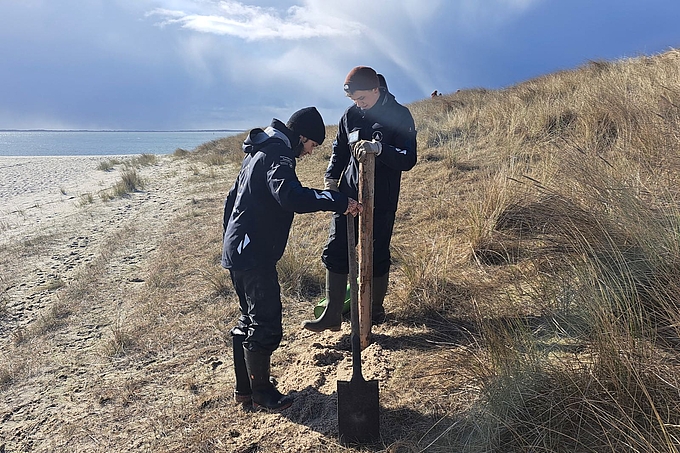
[
  {"x1": 4, "y1": 48, "x2": 679, "y2": 453},
  {"x1": 196, "y1": 48, "x2": 680, "y2": 451}
]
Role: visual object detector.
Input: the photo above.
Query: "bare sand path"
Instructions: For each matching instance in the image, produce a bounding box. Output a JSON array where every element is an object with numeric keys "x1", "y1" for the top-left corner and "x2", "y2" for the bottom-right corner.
[{"x1": 0, "y1": 155, "x2": 223, "y2": 451}]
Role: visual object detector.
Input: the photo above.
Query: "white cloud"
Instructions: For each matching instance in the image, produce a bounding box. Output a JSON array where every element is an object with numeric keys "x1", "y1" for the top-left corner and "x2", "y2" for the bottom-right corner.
[
  {"x1": 147, "y1": 1, "x2": 363, "y2": 40},
  {"x1": 143, "y1": 0, "x2": 546, "y2": 99}
]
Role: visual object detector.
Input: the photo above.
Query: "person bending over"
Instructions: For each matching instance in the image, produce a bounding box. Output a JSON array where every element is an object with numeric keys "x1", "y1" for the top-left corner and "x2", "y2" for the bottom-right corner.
[{"x1": 222, "y1": 107, "x2": 361, "y2": 410}]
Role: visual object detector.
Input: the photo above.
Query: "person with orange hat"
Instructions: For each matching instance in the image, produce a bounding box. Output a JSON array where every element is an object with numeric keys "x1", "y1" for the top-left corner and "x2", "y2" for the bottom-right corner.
[
  {"x1": 222, "y1": 106, "x2": 361, "y2": 411},
  {"x1": 302, "y1": 67, "x2": 417, "y2": 332}
]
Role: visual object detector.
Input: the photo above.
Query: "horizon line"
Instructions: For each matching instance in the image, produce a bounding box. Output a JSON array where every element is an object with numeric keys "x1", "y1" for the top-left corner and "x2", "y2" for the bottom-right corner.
[{"x1": 0, "y1": 128, "x2": 247, "y2": 133}]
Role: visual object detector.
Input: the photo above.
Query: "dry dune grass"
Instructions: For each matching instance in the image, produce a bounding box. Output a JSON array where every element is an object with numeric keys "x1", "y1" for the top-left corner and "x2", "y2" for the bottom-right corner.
[
  {"x1": 397, "y1": 48, "x2": 680, "y2": 452},
  {"x1": 187, "y1": 48, "x2": 680, "y2": 451},
  {"x1": 2, "y1": 48, "x2": 680, "y2": 452}
]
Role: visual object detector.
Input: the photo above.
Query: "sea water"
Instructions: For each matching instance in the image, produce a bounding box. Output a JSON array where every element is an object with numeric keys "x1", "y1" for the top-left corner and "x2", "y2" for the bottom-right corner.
[{"x1": 0, "y1": 130, "x2": 242, "y2": 157}]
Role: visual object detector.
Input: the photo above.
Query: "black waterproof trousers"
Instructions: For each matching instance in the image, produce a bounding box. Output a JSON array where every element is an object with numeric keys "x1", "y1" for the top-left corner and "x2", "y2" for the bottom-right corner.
[
  {"x1": 229, "y1": 264, "x2": 283, "y2": 355},
  {"x1": 321, "y1": 209, "x2": 395, "y2": 277}
]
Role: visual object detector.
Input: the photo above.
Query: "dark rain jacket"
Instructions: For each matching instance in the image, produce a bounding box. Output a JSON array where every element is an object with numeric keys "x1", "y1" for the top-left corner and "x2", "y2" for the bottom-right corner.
[
  {"x1": 222, "y1": 119, "x2": 350, "y2": 271},
  {"x1": 325, "y1": 89, "x2": 417, "y2": 212}
]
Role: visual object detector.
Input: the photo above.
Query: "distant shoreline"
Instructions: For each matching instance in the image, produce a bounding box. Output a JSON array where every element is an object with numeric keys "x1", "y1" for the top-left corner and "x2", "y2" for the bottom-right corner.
[
  {"x1": 0, "y1": 129, "x2": 246, "y2": 133},
  {"x1": 0, "y1": 129, "x2": 243, "y2": 157}
]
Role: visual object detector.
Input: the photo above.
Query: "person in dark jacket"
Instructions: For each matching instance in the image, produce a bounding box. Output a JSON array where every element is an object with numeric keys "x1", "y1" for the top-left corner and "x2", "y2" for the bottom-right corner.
[
  {"x1": 303, "y1": 66, "x2": 417, "y2": 332},
  {"x1": 222, "y1": 107, "x2": 361, "y2": 411}
]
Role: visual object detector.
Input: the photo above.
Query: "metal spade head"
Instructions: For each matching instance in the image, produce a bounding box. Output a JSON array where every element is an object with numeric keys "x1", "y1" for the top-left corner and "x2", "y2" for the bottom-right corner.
[
  {"x1": 337, "y1": 214, "x2": 380, "y2": 446},
  {"x1": 337, "y1": 360, "x2": 380, "y2": 445}
]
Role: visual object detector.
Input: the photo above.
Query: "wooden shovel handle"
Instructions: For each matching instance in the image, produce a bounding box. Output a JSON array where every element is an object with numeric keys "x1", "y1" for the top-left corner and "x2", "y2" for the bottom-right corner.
[
  {"x1": 358, "y1": 153, "x2": 375, "y2": 350},
  {"x1": 346, "y1": 215, "x2": 363, "y2": 379}
]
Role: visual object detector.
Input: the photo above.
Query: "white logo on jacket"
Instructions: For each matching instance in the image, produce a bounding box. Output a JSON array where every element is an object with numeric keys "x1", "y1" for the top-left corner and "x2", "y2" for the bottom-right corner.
[
  {"x1": 237, "y1": 234, "x2": 251, "y2": 254},
  {"x1": 315, "y1": 190, "x2": 335, "y2": 201}
]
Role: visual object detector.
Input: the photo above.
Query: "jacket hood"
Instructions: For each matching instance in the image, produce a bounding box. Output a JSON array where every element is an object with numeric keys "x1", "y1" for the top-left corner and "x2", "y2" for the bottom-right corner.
[{"x1": 242, "y1": 119, "x2": 296, "y2": 155}]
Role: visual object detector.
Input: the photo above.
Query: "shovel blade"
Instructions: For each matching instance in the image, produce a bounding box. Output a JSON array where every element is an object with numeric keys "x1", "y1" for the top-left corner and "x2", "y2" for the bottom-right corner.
[{"x1": 337, "y1": 377, "x2": 380, "y2": 445}]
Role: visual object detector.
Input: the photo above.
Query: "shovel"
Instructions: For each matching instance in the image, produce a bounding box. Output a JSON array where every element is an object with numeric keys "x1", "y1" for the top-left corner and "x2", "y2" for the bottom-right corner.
[{"x1": 337, "y1": 214, "x2": 380, "y2": 445}]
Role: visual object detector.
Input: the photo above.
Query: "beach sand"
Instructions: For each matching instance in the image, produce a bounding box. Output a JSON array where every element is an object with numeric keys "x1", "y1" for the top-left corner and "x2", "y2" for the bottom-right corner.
[
  {"x1": 0, "y1": 156, "x2": 126, "y2": 244},
  {"x1": 0, "y1": 156, "x2": 120, "y2": 201}
]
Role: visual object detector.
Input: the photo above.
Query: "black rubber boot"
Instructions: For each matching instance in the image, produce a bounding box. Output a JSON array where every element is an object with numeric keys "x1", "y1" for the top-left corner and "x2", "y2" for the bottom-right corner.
[
  {"x1": 302, "y1": 271, "x2": 347, "y2": 332},
  {"x1": 232, "y1": 334, "x2": 252, "y2": 404},
  {"x1": 244, "y1": 348, "x2": 293, "y2": 411},
  {"x1": 372, "y1": 273, "x2": 389, "y2": 325}
]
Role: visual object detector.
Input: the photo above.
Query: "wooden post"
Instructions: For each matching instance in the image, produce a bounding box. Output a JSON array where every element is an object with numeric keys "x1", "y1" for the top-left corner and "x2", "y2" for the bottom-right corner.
[{"x1": 358, "y1": 154, "x2": 375, "y2": 350}]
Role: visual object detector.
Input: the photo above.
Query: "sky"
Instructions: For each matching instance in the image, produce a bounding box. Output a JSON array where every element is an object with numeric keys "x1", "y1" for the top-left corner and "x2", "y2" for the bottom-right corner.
[{"x1": 1, "y1": 0, "x2": 679, "y2": 131}]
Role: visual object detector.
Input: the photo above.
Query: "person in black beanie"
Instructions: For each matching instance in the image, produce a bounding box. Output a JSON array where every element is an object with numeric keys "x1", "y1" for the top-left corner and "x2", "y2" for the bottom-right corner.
[
  {"x1": 222, "y1": 106, "x2": 362, "y2": 411},
  {"x1": 302, "y1": 66, "x2": 417, "y2": 332}
]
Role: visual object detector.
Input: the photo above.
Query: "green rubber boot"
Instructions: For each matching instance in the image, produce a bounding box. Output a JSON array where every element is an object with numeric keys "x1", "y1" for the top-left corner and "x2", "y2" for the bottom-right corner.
[
  {"x1": 372, "y1": 273, "x2": 389, "y2": 325},
  {"x1": 302, "y1": 271, "x2": 347, "y2": 332}
]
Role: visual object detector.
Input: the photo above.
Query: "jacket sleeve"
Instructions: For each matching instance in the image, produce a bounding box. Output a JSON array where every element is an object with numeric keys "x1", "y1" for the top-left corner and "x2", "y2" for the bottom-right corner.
[
  {"x1": 268, "y1": 153, "x2": 349, "y2": 214},
  {"x1": 325, "y1": 118, "x2": 351, "y2": 180},
  {"x1": 223, "y1": 180, "x2": 238, "y2": 233},
  {"x1": 376, "y1": 109, "x2": 417, "y2": 172}
]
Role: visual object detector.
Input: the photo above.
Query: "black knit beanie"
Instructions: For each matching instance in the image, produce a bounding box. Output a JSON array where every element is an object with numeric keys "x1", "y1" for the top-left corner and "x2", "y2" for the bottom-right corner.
[{"x1": 286, "y1": 107, "x2": 325, "y2": 145}]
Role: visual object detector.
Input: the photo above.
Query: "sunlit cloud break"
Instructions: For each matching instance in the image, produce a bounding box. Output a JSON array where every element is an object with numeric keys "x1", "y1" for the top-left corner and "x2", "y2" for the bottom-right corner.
[{"x1": 147, "y1": 1, "x2": 362, "y2": 41}]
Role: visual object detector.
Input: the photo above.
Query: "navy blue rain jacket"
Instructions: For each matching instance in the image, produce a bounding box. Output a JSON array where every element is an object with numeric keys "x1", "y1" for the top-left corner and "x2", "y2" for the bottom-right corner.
[
  {"x1": 325, "y1": 89, "x2": 417, "y2": 212},
  {"x1": 222, "y1": 120, "x2": 350, "y2": 271}
]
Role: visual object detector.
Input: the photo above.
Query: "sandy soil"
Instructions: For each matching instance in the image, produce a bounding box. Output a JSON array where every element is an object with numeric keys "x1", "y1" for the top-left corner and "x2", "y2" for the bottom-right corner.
[{"x1": 0, "y1": 154, "x2": 452, "y2": 452}]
